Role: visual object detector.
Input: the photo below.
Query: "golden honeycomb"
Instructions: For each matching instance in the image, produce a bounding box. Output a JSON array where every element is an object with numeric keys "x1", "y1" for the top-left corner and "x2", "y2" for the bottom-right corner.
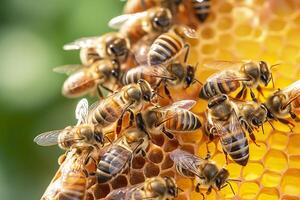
[{"x1": 42, "y1": 0, "x2": 300, "y2": 199}]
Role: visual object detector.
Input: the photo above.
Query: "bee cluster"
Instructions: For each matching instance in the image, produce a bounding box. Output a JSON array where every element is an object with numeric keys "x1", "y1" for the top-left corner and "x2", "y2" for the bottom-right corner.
[{"x1": 37, "y1": 0, "x2": 300, "y2": 200}]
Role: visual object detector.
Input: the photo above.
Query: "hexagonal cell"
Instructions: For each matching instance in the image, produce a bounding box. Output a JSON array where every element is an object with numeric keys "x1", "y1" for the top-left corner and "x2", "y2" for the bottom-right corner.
[
  {"x1": 163, "y1": 138, "x2": 179, "y2": 152},
  {"x1": 261, "y1": 171, "x2": 281, "y2": 188},
  {"x1": 289, "y1": 155, "x2": 300, "y2": 168},
  {"x1": 257, "y1": 188, "x2": 280, "y2": 200},
  {"x1": 212, "y1": 152, "x2": 226, "y2": 167},
  {"x1": 249, "y1": 142, "x2": 267, "y2": 161},
  {"x1": 180, "y1": 145, "x2": 195, "y2": 154},
  {"x1": 268, "y1": 17, "x2": 286, "y2": 31},
  {"x1": 201, "y1": 27, "x2": 215, "y2": 39},
  {"x1": 144, "y1": 162, "x2": 160, "y2": 178},
  {"x1": 150, "y1": 133, "x2": 165, "y2": 146},
  {"x1": 111, "y1": 175, "x2": 128, "y2": 189},
  {"x1": 269, "y1": 0, "x2": 296, "y2": 17},
  {"x1": 85, "y1": 192, "x2": 94, "y2": 200},
  {"x1": 227, "y1": 163, "x2": 242, "y2": 179},
  {"x1": 218, "y1": 181, "x2": 238, "y2": 199},
  {"x1": 132, "y1": 155, "x2": 146, "y2": 169},
  {"x1": 217, "y1": 16, "x2": 233, "y2": 30},
  {"x1": 235, "y1": 24, "x2": 252, "y2": 37},
  {"x1": 148, "y1": 147, "x2": 164, "y2": 164},
  {"x1": 176, "y1": 177, "x2": 193, "y2": 190},
  {"x1": 202, "y1": 44, "x2": 217, "y2": 55},
  {"x1": 268, "y1": 132, "x2": 289, "y2": 150},
  {"x1": 160, "y1": 170, "x2": 175, "y2": 178},
  {"x1": 287, "y1": 134, "x2": 300, "y2": 154},
  {"x1": 242, "y1": 162, "x2": 264, "y2": 181},
  {"x1": 93, "y1": 183, "x2": 110, "y2": 199},
  {"x1": 129, "y1": 171, "x2": 145, "y2": 185},
  {"x1": 180, "y1": 130, "x2": 203, "y2": 143},
  {"x1": 264, "y1": 149, "x2": 288, "y2": 172},
  {"x1": 161, "y1": 154, "x2": 174, "y2": 170},
  {"x1": 239, "y1": 182, "x2": 260, "y2": 199},
  {"x1": 218, "y1": 1, "x2": 233, "y2": 13},
  {"x1": 281, "y1": 169, "x2": 300, "y2": 196}
]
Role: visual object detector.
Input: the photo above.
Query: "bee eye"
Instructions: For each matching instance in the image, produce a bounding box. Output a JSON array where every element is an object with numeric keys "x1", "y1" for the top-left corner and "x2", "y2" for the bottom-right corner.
[
  {"x1": 94, "y1": 133, "x2": 103, "y2": 143},
  {"x1": 221, "y1": 94, "x2": 227, "y2": 101},
  {"x1": 154, "y1": 17, "x2": 170, "y2": 28},
  {"x1": 252, "y1": 118, "x2": 260, "y2": 126}
]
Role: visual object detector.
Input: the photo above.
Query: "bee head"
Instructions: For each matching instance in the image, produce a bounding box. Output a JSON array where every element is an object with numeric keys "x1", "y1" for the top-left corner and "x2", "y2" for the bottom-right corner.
[
  {"x1": 138, "y1": 79, "x2": 153, "y2": 102},
  {"x1": 215, "y1": 168, "x2": 229, "y2": 190},
  {"x1": 152, "y1": 8, "x2": 172, "y2": 32},
  {"x1": 164, "y1": 177, "x2": 178, "y2": 197},
  {"x1": 185, "y1": 65, "x2": 195, "y2": 86},
  {"x1": 107, "y1": 36, "x2": 129, "y2": 61},
  {"x1": 259, "y1": 61, "x2": 272, "y2": 86}
]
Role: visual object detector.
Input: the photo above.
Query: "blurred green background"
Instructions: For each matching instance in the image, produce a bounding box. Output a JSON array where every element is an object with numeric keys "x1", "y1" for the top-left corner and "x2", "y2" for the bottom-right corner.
[{"x1": 0, "y1": 1, "x2": 124, "y2": 199}]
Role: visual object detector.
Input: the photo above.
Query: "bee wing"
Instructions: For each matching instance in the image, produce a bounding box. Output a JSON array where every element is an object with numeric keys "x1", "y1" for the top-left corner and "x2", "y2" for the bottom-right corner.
[
  {"x1": 281, "y1": 80, "x2": 300, "y2": 94},
  {"x1": 53, "y1": 64, "x2": 83, "y2": 75},
  {"x1": 63, "y1": 37, "x2": 100, "y2": 50},
  {"x1": 109, "y1": 147, "x2": 132, "y2": 175},
  {"x1": 107, "y1": 183, "x2": 144, "y2": 200},
  {"x1": 203, "y1": 60, "x2": 246, "y2": 70},
  {"x1": 75, "y1": 98, "x2": 89, "y2": 125},
  {"x1": 170, "y1": 149, "x2": 204, "y2": 177},
  {"x1": 206, "y1": 70, "x2": 250, "y2": 83},
  {"x1": 108, "y1": 12, "x2": 146, "y2": 29},
  {"x1": 33, "y1": 130, "x2": 62, "y2": 146},
  {"x1": 156, "y1": 100, "x2": 197, "y2": 112}
]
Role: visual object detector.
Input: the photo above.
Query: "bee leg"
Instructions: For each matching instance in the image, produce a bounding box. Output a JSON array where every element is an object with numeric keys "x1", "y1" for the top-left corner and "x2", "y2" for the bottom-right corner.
[
  {"x1": 153, "y1": 79, "x2": 163, "y2": 91},
  {"x1": 250, "y1": 89, "x2": 258, "y2": 102},
  {"x1": 97, "y1": 86, "x2": 104, "y2": 99},
  {"x1": 242, "y1": 88, "x2": 248, "y2": 100},
  {"x1": 235, "y1": 86, "x2": 246, "y2": 99},
  {"x1": 124, "y1": 109, "x2": 135, "y2": 129},
  {"x1": 206, "y1": 186, "x2": 212, "y2": 195},
  {"x1": 100, "y1": 84, "x2": 113, "y2": 93},
  {"x1": 289, "y1": 111, "x2": 300, "y2": 122},
  {"x1": 164, "y1": 84, "x2": 173, "y2": 101},
  {"x1": 196, "y1": 184, "x2": 205, "y2": 200},
  {"x1": 162, "y1": 127, "x2": 174, "y2": 139},
  {"x1": 223, "y1": 149, "x2": 229, "y2": 165},
  {"x1": 256, "y1": 85, "x2": 265, "y2": 98},
  {"x1": 249, "y1": 132, "x2": 260, "y2": 147},
  {"x1": 183, "y1": 43, "x2": 190, "y2": 63},
  {"x1": 116, "y1": 105, "x2": 132, "y2": 134},
  {"x1": 277, "y1": 118, "x2": 295, "y2": 131}
]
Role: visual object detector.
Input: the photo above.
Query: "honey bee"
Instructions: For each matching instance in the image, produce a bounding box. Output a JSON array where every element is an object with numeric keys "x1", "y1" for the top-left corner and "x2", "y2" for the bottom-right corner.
[
  {"x1": 136, "y1": 100, "x2": 201, "y2": 139},
  {"x1": 199, "y1": 61, "x2": 275, "y2": 101},
  {"x1": 34, "y1": 99, "x2": 104, "y2": 150},
  {"x1": 234, "y1": 100, "x2": 268, "y2": 140},
  {"x1": 63, "y1": 32, "x2": 130, "y2": 65},
  {"x1": 42, "y1": 147, "x2": 96, "y2": 200},
  {"x1": 205, "y1": 94, "x2": 249, "y2": 166},
  {"x1": 53, "y1": 59, "x2": 121, "y2": 98},
  {"x1": 107, "y1": 176, "x2": 178, "y2": 200},
  {"x1": 264, "y1": 80, "x2": 300, "y2": 129},
  {"x1": 97, "y1": 128, "x2": 149, "y2": 183},
  {"x1": 87, "y1": 79, "x2": 155, "y2": 134},
  {"x1": 109, "y1": 7, "x2": 172, "y2": 45},
  {"x1": 124, "y1": 0, "x2": 211, "y2": 23},
  {"x1": 170, "y1": 149, "x2": 236, "y2": 198},
  {"x1": 148, "y1": 25, "x2": 197, "y2": 67}
]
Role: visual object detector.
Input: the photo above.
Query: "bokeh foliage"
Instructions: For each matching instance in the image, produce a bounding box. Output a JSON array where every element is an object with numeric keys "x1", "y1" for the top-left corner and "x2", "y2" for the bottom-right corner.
[{"x1": 0, "y1": 1, "x2": 124, "y2": 199}]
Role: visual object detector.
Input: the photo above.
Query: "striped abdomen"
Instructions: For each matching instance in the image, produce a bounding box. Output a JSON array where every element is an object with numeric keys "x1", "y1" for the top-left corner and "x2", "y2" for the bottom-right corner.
[
  {"x1": 60, "y1": 171, "x2": 87, "y2": 200},
  {"x1": 192, "y1": 0, "x2": 211, "y2": 22},
  {"x1": 97, "y1": 145, "x2": 131, "y2": 183},
  {"x1": 199, "y1": 72, "x2": 241, "y2": 99},
  {"x1": 220, "y1": 124, "x2": 249, "y2": 166},
  {"x1": 121, "y1": 66, "x2": 161, "y2": 86},
  {"x1": 90, "y1": 94, "x2": 125, "y2": 126},
  {"x1": 148, "y1": 32, "x2": 183, "y2": 66},
  {"x1": 165, "y1": 110, "x2": 201, "y2": 132}
]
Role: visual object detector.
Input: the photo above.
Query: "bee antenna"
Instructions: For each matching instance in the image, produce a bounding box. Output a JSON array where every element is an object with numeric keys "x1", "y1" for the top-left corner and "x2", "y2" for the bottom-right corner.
[
  {"x1": 177, "y1": 187, "x2": 184, "y2": 192},
  {"x1": 261, "y1": 123, "x2": 265, "y2": 135},
  {"x1": 267, "y1": 119, "x2": 276, "y2": 130},
  {"x1": 271, "y1": 73, "x2": 275, "y2": 88},
  {"x1": 281, "y1": 93, "x2": 300, "y2": 109},
  {"x1": 193, "y1": 78, "x2": 203, "y2": 86},
  {"x1": 149, "y1": 75, "x2": 176, "y2": 81},
  {"x1": 226, "y1": 181, "x2": 236, "y2": 196},
  {"x1": 270, "y1": 63, "x2": 281, "y2": 70},
  {"x1": 153, "y1": 91, "x2": 165, "y2": 99}
]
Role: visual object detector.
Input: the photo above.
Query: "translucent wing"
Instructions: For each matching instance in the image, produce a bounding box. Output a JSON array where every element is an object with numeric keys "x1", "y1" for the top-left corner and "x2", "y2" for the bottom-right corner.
[
  {"x1": 132, "y1": 34, "x2": 157, "y2": 65},
  {"x1": 156, "y1": 100, "x2": 197, "y2": 112},
  {"x1": 203, "y1": 60, "x2": 246, "y2": 70},
  {"x1": 63, "y1": 36, "x2": 100, "y2": 50},
  {"x1": 109, "y1": 148, "x2": 132, "y2": 175},
  {"x1": 33, "y1": 130, "x2": 62, "y2": 146},
  {"x1": 281, "y1": 80, "x2": 300, "y2": 94},
  {"x1": 108, "y1": 12, "x2": 146, "y2": 29},
  {"x1": 53, "y1": 64, "x2": 83, "y2": 75},
  {"x1": 107, "y1": 183, "x2": 144, "y2": 200},
  {"x1": 75, "y1": 98, "x2": 89, "y2": 125},
  {"x1": 170, "y1": 149, "x2": 204, "y2": 178},
  {"x1": 206, "y1": 69, "x2": 250, "y2": 84}
]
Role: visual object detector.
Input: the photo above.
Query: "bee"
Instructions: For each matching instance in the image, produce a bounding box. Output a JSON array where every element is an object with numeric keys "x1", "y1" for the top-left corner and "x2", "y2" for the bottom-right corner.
[
  {"x1": 263, "y1": 80, "x2": 300, "y2": 129},
  {"x1": 148, "y1": 25, "x2": 197, "y2": 67},
  {"x1": 124, "y1": 0, "x2": 211, "y2": 23},
  {"x1": 97, "y1": 128, "x2": 149, "y2": 183},
  {"x1": 42, "y1": 147, "x2": 96, "y2": 200},
  {"x1": 107, "y1": 176, "x2": 178, "y2": 200},
  {"x1": 234, "y1": 100, "x2": 268, "y2": 140},
  {"x1": 170, "y1": 149, "x2": 236, "y2": 198},
  {"x1": 53, "y1": 59, "x2": 121, "y2": 99},
  {"x1": 199, "y1": 61, "x2": 275, "y2": 101},
  {"x1": 34, "y1": 98, "x2": 105, "y2": 150},
  {"x1": 109, "y1": 7, "x2": 172, "y2": 45},
  {"x1": 136, "y1": 100, "x2": 201, "y2": 139},
  {"x1": 205, "y1": 94, "x2": 249, "y2": 166},
  {"x1": 87, "y1": 79, "x2": 155, "y2": 134},
  {"x1": 63, "y1": 32, "x2": 130, "y2": 65}
]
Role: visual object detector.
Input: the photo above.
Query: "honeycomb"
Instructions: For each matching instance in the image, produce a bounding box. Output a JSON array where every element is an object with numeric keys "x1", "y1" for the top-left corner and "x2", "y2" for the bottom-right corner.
[{"x1": 41, "y1": 0, "x2": 300, "y2": 199}]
